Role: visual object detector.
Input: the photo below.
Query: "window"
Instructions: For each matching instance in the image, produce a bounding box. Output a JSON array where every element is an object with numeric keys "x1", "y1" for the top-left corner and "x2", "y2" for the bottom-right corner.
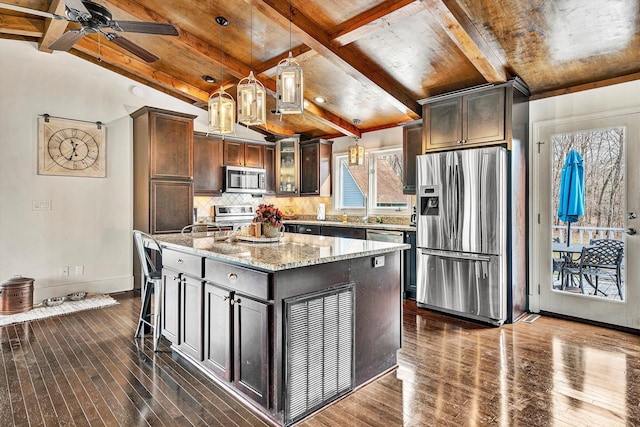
[{"x1": 334, "y1": 147, "x2": 409, "y2": 214}]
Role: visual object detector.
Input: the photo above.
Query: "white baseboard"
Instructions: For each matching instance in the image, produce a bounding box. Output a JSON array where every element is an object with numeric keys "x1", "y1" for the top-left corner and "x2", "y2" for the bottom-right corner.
[{"x1": 33, "y1": 275, "x2": 134, "y2": 301}]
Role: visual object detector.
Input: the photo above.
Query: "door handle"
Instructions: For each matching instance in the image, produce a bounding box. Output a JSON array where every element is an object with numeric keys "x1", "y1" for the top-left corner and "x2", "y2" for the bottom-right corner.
[
  {"x1": 627, "y1": 228, "x2": 637, "y2": 236},
  {"x1": 628, "y1": 212, "x2": 637, "y2": 220}
]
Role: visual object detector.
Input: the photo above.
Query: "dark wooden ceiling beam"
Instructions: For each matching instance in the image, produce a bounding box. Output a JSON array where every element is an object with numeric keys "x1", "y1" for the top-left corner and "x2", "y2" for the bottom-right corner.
[
  {"x1": 330, "y1": 0, "x2": 422, "y2": 47},
  {"x1": 39, "y1": 0, "x2": 67, "y2": 53},
  {"x1": 255, "y1": 0, "x2": 421, "y2": 119},
  {"x1": 100, "y1": 0, "x2": 359, "y2": 137},
  {"x1": 424, "y1": 0, "x2": 509, "y2": 83}
]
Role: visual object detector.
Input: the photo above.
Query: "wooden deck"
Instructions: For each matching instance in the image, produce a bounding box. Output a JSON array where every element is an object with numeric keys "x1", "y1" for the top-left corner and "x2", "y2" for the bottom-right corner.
[{"x1": 1, "y1": 292, "x2": 639, "y2": 426}]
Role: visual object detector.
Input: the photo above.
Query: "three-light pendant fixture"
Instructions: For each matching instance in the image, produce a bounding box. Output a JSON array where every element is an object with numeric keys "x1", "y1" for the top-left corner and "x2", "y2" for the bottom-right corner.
[{"x1": 209, "y1": 0, "x2": 304, "y2": 135}]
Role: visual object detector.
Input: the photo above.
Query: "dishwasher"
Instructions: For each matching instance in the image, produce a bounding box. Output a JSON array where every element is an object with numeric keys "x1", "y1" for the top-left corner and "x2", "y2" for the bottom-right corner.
[
  {"x1": 366, "y1": 229, "x2": 404, "y2": 243},
  {"x1": 367, "y1": 229, "x2": 406, "y2": 293}
]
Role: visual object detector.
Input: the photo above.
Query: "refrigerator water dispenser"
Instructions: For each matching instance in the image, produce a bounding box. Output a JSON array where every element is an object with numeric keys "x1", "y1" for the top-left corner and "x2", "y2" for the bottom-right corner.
[{"x1": 419, "y1": 185, "x2": 440, "y2": 216}]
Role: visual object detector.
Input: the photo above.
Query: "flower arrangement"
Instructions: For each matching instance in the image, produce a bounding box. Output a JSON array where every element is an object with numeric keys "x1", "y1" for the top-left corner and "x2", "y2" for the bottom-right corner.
[{"x1": 254, "y1": 203, "x2": 283, "y2": 228}]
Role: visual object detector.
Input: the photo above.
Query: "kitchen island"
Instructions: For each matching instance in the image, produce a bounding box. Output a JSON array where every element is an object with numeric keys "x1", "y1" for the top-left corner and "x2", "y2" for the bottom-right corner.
[{"x1": 154, "y1": 232, "x2": 409, "y2": 426}]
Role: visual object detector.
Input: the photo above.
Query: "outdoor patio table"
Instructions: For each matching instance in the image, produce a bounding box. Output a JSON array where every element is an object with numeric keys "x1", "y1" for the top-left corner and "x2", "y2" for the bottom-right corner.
[{"x1": 552, "y1": 243, "x2": 594, "y2": 289}]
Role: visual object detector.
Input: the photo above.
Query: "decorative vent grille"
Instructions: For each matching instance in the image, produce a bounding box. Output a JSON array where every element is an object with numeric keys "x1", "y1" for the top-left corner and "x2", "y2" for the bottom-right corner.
[{"x1": 284, "y1": 284, "x2": 354, "y2": 425}]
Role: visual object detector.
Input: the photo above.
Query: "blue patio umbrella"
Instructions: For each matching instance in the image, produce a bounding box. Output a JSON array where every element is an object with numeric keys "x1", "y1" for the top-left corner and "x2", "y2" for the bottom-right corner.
[{"x1": 557, "y1": 150, "x2": 585, "y2": 246}]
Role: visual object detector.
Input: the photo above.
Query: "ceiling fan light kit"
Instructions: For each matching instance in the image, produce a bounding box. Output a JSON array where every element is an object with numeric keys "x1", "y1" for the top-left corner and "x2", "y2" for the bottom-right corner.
[
  {"x1": 209, "y1": 16, "x2": 235, "y2": 135},
  {"x1": 237, "y1": 2, "x2": 266, "y2": 127}
]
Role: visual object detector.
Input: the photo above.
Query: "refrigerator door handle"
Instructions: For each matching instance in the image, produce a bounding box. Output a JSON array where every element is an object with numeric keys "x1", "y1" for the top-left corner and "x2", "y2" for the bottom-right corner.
[{"x1": 420, "y1": 248, "x2": 492, "y2": 263}]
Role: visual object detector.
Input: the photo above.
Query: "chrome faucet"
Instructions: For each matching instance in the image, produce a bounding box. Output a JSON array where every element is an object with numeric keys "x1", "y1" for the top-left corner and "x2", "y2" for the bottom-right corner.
[{"x1": 363, "y1": 193, "x2": 369, "y2": 223}]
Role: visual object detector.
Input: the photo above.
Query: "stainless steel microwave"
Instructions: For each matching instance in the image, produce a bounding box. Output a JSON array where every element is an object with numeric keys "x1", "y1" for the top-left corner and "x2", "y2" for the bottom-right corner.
[{"x1": 223, "y1": 165, "x2": 266, "y2": 194}]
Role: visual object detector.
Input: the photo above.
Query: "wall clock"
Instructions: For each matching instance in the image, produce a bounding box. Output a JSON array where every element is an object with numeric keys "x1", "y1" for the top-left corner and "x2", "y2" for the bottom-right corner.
[{"x1": 38, "y1": 116, "x2": 106, "y2": 177}]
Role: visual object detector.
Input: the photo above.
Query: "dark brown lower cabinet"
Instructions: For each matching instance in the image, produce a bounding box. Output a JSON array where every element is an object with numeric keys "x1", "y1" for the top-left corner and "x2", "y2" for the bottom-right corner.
[
  {"x1": 150, "y1": 180, "x2": 193, "y2": 234},
  {"x1": 162, "y1": 271, "x2": 180, "y2": 344},
  {"x1": 180, "y1": 275, "x2": 203, "y2": 361},
  {"x1": 203, "y1": 284, "x2": 232, "y2": 379},
  {"x1": 233, "y1": 295, "x2": 270, "y2": 407},
  {"x1": 204, "y1": 283, "x2": 270, "y2": 407}
]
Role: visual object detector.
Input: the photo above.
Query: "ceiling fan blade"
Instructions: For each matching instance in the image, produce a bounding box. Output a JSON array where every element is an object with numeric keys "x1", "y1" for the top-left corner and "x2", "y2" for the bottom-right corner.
[
  {"x1": 111, "y1": 20, "x2": 179, "y2": 36},
  {"x1": 48, "y1": 30, "x2": 86, "y2": 51},
  {"x1": 104, "y1": 33, "x2": 160, "y2": 62},
  {"x1": 64, "y1": 0, "x2": 91, "y2": 19},
  {"x1": 0, "y1": 2, "x2": 64, "y2": 20}
]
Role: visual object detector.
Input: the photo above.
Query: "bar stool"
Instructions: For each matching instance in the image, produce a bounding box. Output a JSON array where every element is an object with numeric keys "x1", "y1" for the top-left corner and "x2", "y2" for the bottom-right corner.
[{"x1": 133, "y1": 230, "x2": 163, "y2": 351}]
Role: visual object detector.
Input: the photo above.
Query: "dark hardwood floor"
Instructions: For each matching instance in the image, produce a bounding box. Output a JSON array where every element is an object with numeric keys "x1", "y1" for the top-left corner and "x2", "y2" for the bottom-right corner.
[{"x1": 2, "y1": 292, "x2": 639, "y2": 426}]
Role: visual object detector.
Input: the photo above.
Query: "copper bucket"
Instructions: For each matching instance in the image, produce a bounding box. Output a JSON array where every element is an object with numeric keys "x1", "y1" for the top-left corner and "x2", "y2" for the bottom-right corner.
[{"x1": 0, "y1": 275, "x2": 34, "y2": 315}]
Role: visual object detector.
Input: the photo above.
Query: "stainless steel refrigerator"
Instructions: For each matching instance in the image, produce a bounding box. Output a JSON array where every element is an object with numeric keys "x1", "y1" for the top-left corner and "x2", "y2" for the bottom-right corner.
[{"x1": 416, "y1": 146, "x2": 508, "y2": 325}]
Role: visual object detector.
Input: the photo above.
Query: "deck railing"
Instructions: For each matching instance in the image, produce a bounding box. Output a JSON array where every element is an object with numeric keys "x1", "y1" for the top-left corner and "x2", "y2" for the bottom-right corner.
[{"x1": 552, "y1": 225, "x2": 625, "y2": 245}]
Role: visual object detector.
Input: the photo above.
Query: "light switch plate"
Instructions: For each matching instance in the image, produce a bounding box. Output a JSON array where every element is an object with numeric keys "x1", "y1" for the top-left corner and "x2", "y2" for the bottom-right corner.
[
  {"x1": 373, "y1": 256, "x2": 385, "y2": 268},
  {"x1": 33, "y1": 200, "x2": 52, "y2": 211}
]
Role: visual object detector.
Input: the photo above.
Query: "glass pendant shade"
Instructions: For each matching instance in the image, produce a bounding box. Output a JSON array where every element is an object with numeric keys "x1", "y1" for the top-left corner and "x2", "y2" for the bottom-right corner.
[
  {"x1": 208, "y1": 87, "x2": 235, "y2": 134},
  {"x1": 237, "y1": 71, "x2": 266, "y2": 125},
  {"x1": 276, "y1": 52, "x2": 304, "y2": 115},
  {"x1": 348, "y1": 142, "x2": 365, "y2": 166}
]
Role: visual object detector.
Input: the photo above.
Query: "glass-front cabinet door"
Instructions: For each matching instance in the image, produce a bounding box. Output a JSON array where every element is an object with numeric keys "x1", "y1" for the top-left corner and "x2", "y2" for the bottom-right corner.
[{"x1": 276, "y1": 137, "x2": 299, "y2": 196}]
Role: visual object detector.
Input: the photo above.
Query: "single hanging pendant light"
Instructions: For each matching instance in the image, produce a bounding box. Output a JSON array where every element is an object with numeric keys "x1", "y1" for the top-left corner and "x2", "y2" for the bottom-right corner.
[
  {"x1": 209, "y1": 16, "x2": 235, "y2": 134},
  {"x1": 238, "y1": 2, "x2": 266, "y2": 126},
  {"x1": 275, "y1": 0, "x2": 304, "y2": 116},
  {"x1": 348, "y1": 137, "x2": 365, "y2": 166},
  {"x1": 348, "y1": 119, "x2": 364, "y2": 166}
]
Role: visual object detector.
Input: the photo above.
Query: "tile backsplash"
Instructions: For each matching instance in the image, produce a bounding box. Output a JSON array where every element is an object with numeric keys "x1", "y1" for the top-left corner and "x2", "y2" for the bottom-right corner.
[{"x1": 194, "y1": 194, "x2": 415, "y2": 225}]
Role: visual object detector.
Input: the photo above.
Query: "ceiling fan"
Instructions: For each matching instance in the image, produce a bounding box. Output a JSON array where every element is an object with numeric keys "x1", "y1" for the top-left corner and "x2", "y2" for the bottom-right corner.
[{"x1": 0, "y1": 0, "x2": 179, "y2": 62}]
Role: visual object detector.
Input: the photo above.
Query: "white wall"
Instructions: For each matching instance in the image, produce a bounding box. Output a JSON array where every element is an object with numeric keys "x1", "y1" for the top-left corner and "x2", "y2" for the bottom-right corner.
[{"x1": 0, "y1": 39, "x2": 264, "y2": 300}]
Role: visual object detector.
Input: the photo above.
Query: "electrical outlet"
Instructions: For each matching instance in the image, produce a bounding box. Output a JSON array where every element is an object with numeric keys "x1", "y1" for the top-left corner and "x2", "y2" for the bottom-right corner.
[
  {"x1": 373, "y1": 256, "x2": 385, "y2": 268},
  {"x1": 32, "y1": 200, "x2": 52, "y2": 211},
  {"x1": 75, "y1": 265, "x2": 84, "y2": 275},
  {"x1": 60, "y1": 266, "x2": 69, "y2": 277}
]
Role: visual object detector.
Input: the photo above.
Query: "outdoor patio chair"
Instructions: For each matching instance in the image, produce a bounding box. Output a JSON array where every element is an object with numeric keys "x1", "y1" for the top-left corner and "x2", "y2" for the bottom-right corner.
[{"x1": 562, "y1": 240, "x2": 624, "y2": 300}]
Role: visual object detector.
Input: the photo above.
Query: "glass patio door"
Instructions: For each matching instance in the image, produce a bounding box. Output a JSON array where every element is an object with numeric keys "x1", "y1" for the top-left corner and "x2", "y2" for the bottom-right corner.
[{"x1": 532, "y1": 111, "x2": 640, "y2": 328}]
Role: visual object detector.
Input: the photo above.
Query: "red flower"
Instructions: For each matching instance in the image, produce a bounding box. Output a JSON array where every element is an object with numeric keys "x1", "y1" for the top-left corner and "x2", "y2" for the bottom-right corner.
[{"x1": 253, "y1": 204, "x2": 283, "y2": 227}]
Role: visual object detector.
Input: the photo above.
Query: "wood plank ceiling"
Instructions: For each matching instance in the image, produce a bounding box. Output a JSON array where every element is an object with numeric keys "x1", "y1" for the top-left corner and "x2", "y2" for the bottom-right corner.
[{"x1": 1, "y1": 0, "x2": 639, "y2": 140}]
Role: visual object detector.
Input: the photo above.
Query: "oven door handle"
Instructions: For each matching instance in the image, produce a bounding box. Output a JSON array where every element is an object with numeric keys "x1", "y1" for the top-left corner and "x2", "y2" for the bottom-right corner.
[{"x1": 420, "y1": 249, "x2": 492, "y2": 263}]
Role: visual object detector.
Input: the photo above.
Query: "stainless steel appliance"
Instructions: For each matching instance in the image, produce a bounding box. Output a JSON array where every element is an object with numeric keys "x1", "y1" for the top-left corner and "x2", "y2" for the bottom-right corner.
[
  {"x1": 213, "y1": 205, "x2": 255, "y2": 230},
  {"x1": 416, "y1": 146, "x2": 507, "y2": 325},
  {"x1": 366, "y1": 229, "x2": 404, "y2": 244},
  {"x1": 223, "y1": 166, "x2": 266, "y2": 194}
]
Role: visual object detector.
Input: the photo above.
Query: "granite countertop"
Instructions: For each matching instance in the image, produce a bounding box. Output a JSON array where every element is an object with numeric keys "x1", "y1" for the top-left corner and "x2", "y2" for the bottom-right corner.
[
  {"x1": 283, "y1": 219, "x2": 416, "y2": 232},
  {"x1": 155, "y1": 232, "x2": 410, "y2": 272}
]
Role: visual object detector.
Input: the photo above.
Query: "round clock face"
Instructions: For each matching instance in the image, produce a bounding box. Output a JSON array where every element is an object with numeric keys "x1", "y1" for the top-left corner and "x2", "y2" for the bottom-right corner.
[{"x1": 47, "y1": 128, "x2": 99, "y2": 170}]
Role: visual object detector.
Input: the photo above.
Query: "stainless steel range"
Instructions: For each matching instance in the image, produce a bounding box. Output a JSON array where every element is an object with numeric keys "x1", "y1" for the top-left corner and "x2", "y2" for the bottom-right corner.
[{"x1": 213, "y1": 205, "x2": 255, "y2": 230}]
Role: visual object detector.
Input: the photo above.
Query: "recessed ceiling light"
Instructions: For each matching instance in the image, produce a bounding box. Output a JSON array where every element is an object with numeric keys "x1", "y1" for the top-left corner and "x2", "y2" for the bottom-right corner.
[
  {"x1": 202, "y1": 75, "x2": 216, "y2": 83},
  {"x1": 314, "y1": 96, "x2": 326, "y2": 104}
]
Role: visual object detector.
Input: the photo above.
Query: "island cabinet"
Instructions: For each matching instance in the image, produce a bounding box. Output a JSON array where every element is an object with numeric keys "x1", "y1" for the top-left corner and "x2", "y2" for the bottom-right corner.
[
  {"x1": 156, "y1": 232, "x2": 405, "y2": 426},
  {"x1": 299, "y1": 139, "x2": 332, "y2": 196},
  {"x1": 161, "y1": 248, "x2": 204, "y2": 361},
  {"x1": 193, "y1": 132, "x2": 223, "y2": 196},
  {"x1": 402, "y1": 120, "x2": 423, "y2": 194},
  {"x1": 223, "y1": 140, "x2": 264, "y2": 168},
  {"x1": 203, "y1": 259, "x2": 271, "y2": 407},
  {"x1": 420, "y1": 79, "x2": 530, "y2": 152}
]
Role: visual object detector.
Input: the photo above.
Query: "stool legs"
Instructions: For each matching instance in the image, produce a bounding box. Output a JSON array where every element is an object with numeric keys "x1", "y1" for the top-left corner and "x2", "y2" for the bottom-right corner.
[{"x1": 135, "y1": 277, "x2": 162, "y2": 352}]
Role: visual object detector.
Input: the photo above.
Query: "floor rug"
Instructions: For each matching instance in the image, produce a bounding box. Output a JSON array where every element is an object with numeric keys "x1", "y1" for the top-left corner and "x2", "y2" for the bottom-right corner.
[{"x1": 0, "y1": 293, "x2": 119, "y2": 327}]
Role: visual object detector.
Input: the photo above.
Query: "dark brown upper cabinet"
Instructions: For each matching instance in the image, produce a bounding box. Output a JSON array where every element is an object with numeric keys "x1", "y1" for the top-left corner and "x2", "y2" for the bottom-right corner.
[
  {"x1": 223, "y1": 140, "x2": 264, "y2": 168},
  {"x1": 299, "y1": 139, "x2": 332, "y2": 197},
  {"x1": 131, "y1": 107, "x2": 194, "y2": 180},
  {"x1": 193, "y1": 132, "x2": 223, "y2": 196},
  {"x1": 402, "y1": 121, "x2": 423, "y2": 194},
  {"x1": 423, "y1": 86, "x2": 506, "y2": 152}
]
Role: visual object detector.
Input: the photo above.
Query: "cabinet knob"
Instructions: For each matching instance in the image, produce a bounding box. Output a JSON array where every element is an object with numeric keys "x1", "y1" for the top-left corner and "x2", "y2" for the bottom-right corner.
[
  {"x1": 172, "y1": 275, "x2": 180, "y2": 281},
  {"x1": 176, "y1": 259, "x2": 184, "y2": 264},
  {"x1": 235, "y1": 298, "x2": 241, "y2": 305},
  {"x1": 223, "y1": 295, "x2": 230, "y2": 301},
  {"x1": 228, "y1": 273, "x2": 238, "y2": 281}
]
